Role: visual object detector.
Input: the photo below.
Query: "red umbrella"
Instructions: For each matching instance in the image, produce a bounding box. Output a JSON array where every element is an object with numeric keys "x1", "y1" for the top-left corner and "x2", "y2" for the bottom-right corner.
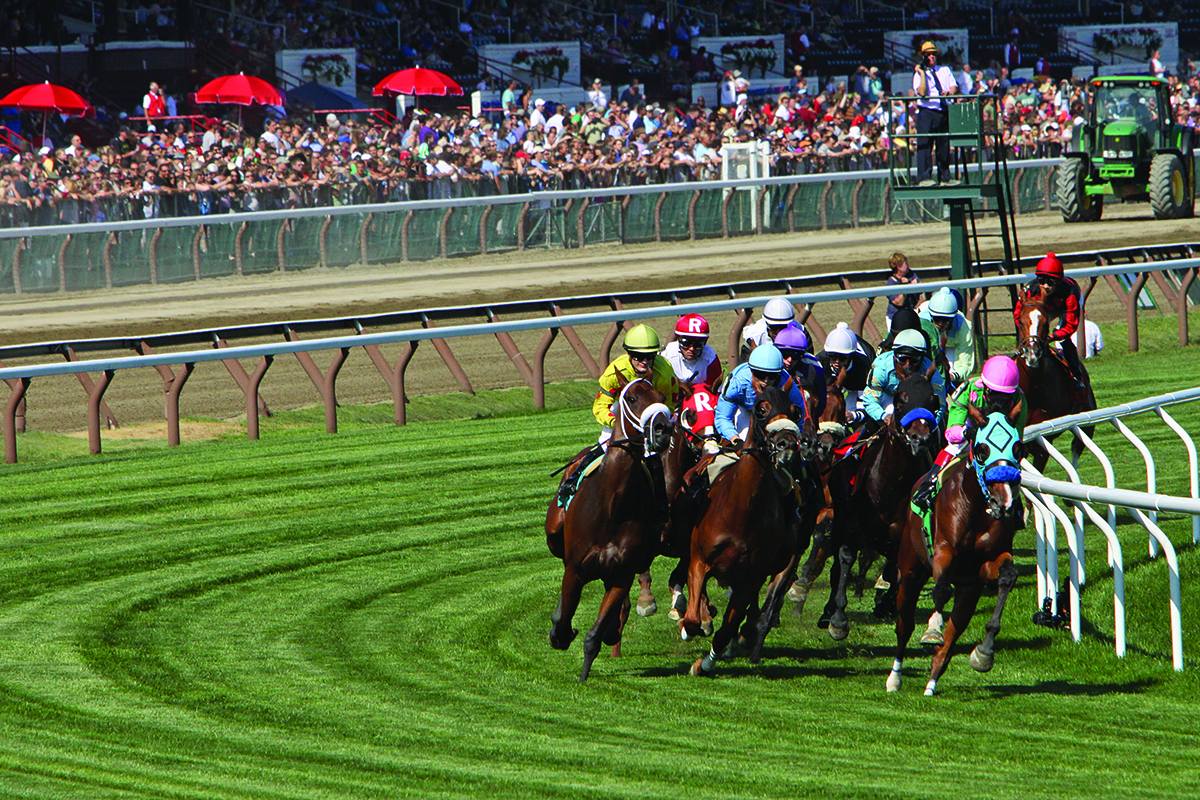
[
  {"x1": 373, "y1": 68, "x2": 463, "y2": 98},
  {"x1": 0, "y1": 81, "x2": 94, "y2": 142},
  {"x1": 194, "y1": 73, "x2": 284, "y2": 106}
]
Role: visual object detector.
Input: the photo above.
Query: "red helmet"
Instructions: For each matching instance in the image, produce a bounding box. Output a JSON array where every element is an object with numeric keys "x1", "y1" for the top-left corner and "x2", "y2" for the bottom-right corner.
[
  {"x1": 1035, "y1": 252, "x2": 1064, "y2": 279},
  {"x1": 674, "y1": 314, "x2": 710, "y2": 338}
]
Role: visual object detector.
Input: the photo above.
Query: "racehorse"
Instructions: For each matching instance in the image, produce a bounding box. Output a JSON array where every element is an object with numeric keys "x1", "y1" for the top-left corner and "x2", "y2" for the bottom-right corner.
[
  {"x1": 678, "y1": 385, "x2": 804, "y2": 675},
  {"x1": 1014, "y1": 293, "x2": 1096, "y2": 469},
  {"x1": 546, "y1": 374, "x2": 674, "y2": 682},
  {"x1": 887, "y1": 412, "x2": 1025, "y2": 695},
  {"x1": 819, "y1": 375, "x2": 942, "y2": 640}
]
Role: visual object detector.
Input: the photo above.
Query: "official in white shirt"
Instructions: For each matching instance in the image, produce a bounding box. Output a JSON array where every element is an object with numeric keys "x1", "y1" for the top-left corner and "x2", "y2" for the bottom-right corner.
[{"x1": 912, "y1": 40, "x2": 958, "y2": 185}]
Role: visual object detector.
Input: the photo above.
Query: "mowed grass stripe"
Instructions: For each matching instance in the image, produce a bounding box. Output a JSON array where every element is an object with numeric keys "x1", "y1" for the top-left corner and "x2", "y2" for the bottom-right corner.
[{"x1": 0, "y1": 321, "x2": 1197, "y2": 796}]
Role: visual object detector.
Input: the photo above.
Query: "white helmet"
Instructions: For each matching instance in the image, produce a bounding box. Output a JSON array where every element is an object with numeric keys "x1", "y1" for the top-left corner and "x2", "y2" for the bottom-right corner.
[
  {"x1": 762, "y1": 297, "x2": 796, "y2": 324},
  {"x1": 825, "y1": 322, "x2": 858, "y2": 355}
]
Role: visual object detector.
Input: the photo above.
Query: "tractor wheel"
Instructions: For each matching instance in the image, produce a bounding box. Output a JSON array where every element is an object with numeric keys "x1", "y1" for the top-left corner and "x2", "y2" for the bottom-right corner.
[
  {"x1": 1056, "y1": 159, "x2": 1098, "y2": 223},
  {"x1": 1150, "y1": 153, "x2": 1187, "y2": 220},
  {"x1": 1185, "y1": 155, "x2": 1196, "y2": 219}
]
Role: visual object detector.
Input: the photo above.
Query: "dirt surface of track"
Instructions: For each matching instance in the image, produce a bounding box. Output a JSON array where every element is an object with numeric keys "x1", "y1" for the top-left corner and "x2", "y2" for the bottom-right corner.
[{"x1": 2, "y1": 204, "x2": 1197, "y2": 437}]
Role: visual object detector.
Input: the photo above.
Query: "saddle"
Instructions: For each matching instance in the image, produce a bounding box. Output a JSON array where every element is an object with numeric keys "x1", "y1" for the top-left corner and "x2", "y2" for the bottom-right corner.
[{"x1": 910, "y1": 455, "x2": 964, "y2": 558}]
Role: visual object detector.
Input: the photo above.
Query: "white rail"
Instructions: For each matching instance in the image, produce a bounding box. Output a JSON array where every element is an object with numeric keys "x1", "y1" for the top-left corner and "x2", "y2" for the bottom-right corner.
[{"x1": 1021, "y1": 388, "x2": 1200, "y2": 672}]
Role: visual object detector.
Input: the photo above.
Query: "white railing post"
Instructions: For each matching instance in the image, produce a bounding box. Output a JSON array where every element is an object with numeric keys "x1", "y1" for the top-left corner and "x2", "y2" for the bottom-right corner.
[
  {"x1": 1157, "y1": 407, "x2": 1200, "y2": 545},
  {"x1": 1127, "y1": 509, "x2": 1184, "y2": 672},
  {"x1": 1112, "y1": 416, "x2": 1158, "y2": 529}
]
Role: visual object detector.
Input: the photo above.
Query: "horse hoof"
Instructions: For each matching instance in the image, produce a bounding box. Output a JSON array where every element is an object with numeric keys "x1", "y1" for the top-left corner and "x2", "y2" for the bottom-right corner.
[
  {"x1": 828, "y1": 624, "x2": 849, "y2": 642},
  {"x1": 700, "y1": 620, "x2": 714, "y2": 637},
  {"x1": 787, "y1": 582, "x2": 809, "y2": 603},
  {"x1": 886, "y1": 671, "x2": 902, "y2": 693},
  {"x1": 816, "y1": 615, "x2": 831, "y2": 630},
  {"x1": 970, "y1": 646, "x2": 994, "y2": 673},
  {"x1": 668, "y1": 590, "x2": 686, "y2": 621},
  {"x1": 680, "y1": 620, "x2": 704, "y2": 641},
  {"x1": 923, "y1": 679, "x2": 938, "y2": 697},
  {"x1": 689, "y1": 657, "x2": 714, "y2": 677},
  {"x1": 636, "y1": 598, "x2": 658, "y2": 617},
  {"x1": 548, "y1": 628, "x2": 577, "y2": 651},
  {"x1": 920, "y1": 629, "x2": 944, "y2": 646}
]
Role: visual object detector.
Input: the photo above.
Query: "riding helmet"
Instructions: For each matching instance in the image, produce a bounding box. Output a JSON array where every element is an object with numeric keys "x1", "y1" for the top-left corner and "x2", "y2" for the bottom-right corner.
[
  {"x1": 623, "y1": 324, "x2": 661, "y2": 354},
  {"x1": 824, "y1": 322, "x2": 858, "y2": 355},
  {"x1": 928, "y1": 287, "x2": 959, "y2": 317},
  {"x1": 747, "y1": 343, "x2": 785, "y2": 372},
  {"x1": 892, "y1": 329, "x2": 929, "y2": 357},
  {"x1": 1035, "y1": 252, "x2": 1064, "y2": 279},
  {"x1": 762, "y1": 297, "x2": 797, "y2": 324},
  {"x1": 674, "y1": 314, "x2": 710, "y2": 338},
  {"x1": 981, "y1": 355, "x2": 1021, "y2": 394},
  {"x1": 774, "y1": 323, "x2": 809, "y2": 353}
]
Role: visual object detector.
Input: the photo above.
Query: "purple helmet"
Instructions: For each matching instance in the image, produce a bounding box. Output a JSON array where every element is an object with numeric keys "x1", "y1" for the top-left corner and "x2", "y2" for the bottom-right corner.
[{"x1": 773, "y1": 323, "x2": 809, "y2": 353}]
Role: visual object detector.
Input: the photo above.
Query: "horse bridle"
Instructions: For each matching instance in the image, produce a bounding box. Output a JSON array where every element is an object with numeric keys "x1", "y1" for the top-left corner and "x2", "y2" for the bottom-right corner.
[{"x1": 613, "y1": 379, "x2": 674, "y2": 458}]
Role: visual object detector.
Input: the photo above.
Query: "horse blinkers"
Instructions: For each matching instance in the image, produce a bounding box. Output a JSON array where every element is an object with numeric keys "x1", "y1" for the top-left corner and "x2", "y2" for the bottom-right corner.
[
  {"x1": 765, "y1": 417, "x2": 801, "y2": 467},
  {"x1": 899, "y1": 405, "x2": 938, "y2": 457}
]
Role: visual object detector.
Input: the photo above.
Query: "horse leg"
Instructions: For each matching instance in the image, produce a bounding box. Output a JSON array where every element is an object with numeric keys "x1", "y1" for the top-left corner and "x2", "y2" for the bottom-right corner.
[
  {"x1": 735, "y1": 592, "x2": 763, "y2": 656},
  {"x1": 545, "y1": 499, "x2": 566, "y2": 560},
  {"x1": 636, "y1": 570, "x2": 657, "y2": 617},
  {"x1": 925, "y1": 581, "x2": 982, "y2": 696},
  {"x1": 921, "y1": 545, "x2": 957, "y2": 646},
  {"x1": 679, "y1": 551, "x2": 710, "y2": 641},
  {"x1": 970, "y1": 556, "x2": 1018, "y2": 673},
  {"x1": 549, "y1": 564, "x2": 584, "y2": 651},
  {"x1": 873, "y1": 557, "x2": 899, "y2": 619},
  {"x1": 827, "y1": 542, "x2": 856, "y2": 641},
  {"x1": 753, "y1": 554, "x2": 799, "y2": 664},
  {"x1": 612, "y1": 593, "x2": 631, "y2": 658},
  {"x1": 790, "y1": 516, "x2": 830, "y2": 611},
  {"x1": 580, "y1": 582, "x2": 630, "y2": 683},
  {"x1": 854, "y1": 546, "x2": 878, "y2": 599},
  {"x1": 667, "y1": 558, "x2": 689, "y2": 620},
  {"x1": 888, "y1": 529, "x2": 930, "y2": 692},
  {"x1": 692, "y1": 583, "x2": 753, "y2": 676}
]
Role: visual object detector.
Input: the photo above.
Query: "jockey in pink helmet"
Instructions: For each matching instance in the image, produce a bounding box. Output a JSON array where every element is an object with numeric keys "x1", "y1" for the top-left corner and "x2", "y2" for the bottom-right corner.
[{"x1": 912, "y1": 355, "x2": 1026, "y2": 511}]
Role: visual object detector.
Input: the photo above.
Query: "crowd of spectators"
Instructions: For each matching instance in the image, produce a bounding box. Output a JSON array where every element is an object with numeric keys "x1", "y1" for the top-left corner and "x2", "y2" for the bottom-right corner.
[{"x1": 5, "y1": 66, "x2": 1200, "y2": 227}]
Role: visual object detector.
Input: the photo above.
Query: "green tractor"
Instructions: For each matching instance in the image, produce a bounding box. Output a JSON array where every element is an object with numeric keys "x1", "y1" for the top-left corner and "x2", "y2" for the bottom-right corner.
[{"x1": 1057, "y1": 75, "x2": 1195, "y2": 222}]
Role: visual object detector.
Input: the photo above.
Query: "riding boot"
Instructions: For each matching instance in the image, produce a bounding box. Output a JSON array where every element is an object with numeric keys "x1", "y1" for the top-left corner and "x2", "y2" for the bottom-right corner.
[
  {"x1": 1059, "y1": 337, "x2": 1086, "y2": 390},
  {"x1": 912, "y1": 447, "x2": 954, "y2": 512}
]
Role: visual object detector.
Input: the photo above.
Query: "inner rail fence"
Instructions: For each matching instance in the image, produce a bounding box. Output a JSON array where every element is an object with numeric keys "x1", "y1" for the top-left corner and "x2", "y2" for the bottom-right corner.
[
  {"x1": 0, "y1": 159, "x2": 1065, "y2": 295},
  {"x1": 1, "y1": 252, "x2": 1199, "y2": 466},
  {"x1": 1020, "y1": 387, "x2": 1200, "y2": 672}
]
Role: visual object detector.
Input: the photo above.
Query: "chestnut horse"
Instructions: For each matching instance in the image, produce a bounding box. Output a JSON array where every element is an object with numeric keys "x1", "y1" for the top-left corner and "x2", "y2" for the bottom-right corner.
[
  {"x1": 887, "y1": 412, "x2": 1025, "y2": 695},
  {"x1": 679, "y1": 385, "x2": 804, "y2": 675},
  {"x1": 1014, "y1": 294, "x2": 1096, "y2": 469},
  {"x1": 547, "y1": 375, "x2": 674, "y2": 682},
  {"x1": 819, "y1": 375, "x2": 942, "y2": 639}
]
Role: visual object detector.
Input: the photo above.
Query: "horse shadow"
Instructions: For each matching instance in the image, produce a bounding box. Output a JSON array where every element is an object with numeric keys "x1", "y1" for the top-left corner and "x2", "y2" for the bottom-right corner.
[{"x1": 983, "y1": 678, "x2": 1158, "y2": 698}]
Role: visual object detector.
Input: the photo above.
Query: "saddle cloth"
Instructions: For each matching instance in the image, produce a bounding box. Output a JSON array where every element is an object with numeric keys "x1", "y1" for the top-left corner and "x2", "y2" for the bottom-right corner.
[{"x1": 910, "y1": 456, "x2": 964, "y2": 556}]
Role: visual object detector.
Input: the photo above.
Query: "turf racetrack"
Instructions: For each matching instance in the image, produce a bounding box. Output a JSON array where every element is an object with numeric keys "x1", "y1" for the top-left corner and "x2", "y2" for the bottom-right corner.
[{"x1": 1, "y1": 319, "x2": 1199, "y2": 798}]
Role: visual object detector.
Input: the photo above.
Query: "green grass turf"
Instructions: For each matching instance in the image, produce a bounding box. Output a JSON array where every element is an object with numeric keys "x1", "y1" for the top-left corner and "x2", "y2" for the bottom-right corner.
[{"x1": 0, "y1": 316, "x2": 1198, "y2": 797}]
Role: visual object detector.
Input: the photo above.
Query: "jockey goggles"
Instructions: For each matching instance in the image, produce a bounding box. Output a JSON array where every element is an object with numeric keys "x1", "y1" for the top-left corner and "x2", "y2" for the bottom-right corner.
[{"x1": 678, "y1": 337, "x2": 706, "y2": 349}]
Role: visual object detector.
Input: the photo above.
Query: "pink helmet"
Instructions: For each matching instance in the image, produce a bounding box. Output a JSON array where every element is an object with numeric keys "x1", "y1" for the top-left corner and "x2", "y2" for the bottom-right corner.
[{"x1": 981, "y1": 355, "x2": 1020, "y2": 393}]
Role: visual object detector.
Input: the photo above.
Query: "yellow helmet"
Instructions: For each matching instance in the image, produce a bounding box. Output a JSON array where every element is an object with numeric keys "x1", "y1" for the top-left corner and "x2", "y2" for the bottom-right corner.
[{"x1": 623, "y1": 324, "x2": 661, "y2": 355}]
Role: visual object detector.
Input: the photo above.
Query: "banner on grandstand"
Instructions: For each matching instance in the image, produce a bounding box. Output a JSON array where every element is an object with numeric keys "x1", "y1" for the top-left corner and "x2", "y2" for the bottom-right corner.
[
  {"x1": 1058, "y1": 23, "x2": 1177, "y2": 71},
  {"x1": 693, "y1": 35, "x2": 786, "y2": 79},
  {"x1": 479, "y1": 42, "x2": 581, "y2": 88},
  {"x1": 883, "y1": 29, "x2": 969, "y2": 68},
  {"x1": 275, "y1": 48, "x2": 358, "y2": 93}
]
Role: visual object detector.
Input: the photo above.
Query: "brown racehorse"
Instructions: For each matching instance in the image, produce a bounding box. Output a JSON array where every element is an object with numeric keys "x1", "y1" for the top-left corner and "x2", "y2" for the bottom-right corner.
[
  {"x1": 887, "y1": 412, "x2": 1025, "y2": 695},
  {"x1": 1014, "y1": 294, "x2": 1096, "y2": 469},
  {"x1": 678, "y1": 385, "x2": 804, "y2": 675},
  {"x1": 820, "y1": 375, "x2": 942, "y2": 639},
  {"x1": 547, "y1": 375, "x2": 674, "y2": 682}
]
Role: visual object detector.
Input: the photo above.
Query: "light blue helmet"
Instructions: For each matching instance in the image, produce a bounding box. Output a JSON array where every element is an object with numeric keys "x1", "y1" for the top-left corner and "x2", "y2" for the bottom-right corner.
[
  {"x1": 929, "y1": 287, "x2": 959, "y2": 317},
  {"x1": 748, "y1": 343, "x2": 784, "y2": 372}
]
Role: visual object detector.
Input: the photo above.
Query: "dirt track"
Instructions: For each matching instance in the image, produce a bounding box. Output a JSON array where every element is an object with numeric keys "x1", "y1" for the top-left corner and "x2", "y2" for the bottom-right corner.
[{"x1": 3, "y1": 204, "x2": 1199, "y2": 436}]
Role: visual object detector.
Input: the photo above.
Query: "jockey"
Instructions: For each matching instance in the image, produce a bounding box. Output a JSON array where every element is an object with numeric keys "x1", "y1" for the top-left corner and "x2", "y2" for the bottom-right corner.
[
  {"x1": 918, "y1": 287, "x2": 976, "y2": 388},
  {"x1": 774, "y1": 323, "x2": 827, "y2": 422},
  {"x1": 661, "y1": 313, "x2": 723, "y2": 389},
  {"x1": 817, "y1": 321, "x2": 876, "y2": 423},
  {"x1": 661, "y1": 313, "x2": 723, "y2": 442},
  {"x1": 715, "y1": 343, "x2": 807, "y2": 444},
  {"x1": 912, "y1": 355, "x2": 1026, "y2": 511},
  {"x1": 1014, "y1": 252, "x2": 1084, "y2": 386},
  {"x1": 593, "y1": 324, "x2": 679, "y2": 447},
  {"x1": 740, "y1": 297, "x2": 803, "y2": 361},
  {"x1": 862, "y1": 328, "x2": 947, "y2": 427}
]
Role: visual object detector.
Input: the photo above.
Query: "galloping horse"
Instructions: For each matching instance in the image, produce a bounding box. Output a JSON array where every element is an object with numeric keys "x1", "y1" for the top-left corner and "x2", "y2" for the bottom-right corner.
[
  {"x1": 1014, "y1": 293, "x2": 1096, "y2": 469},
  {"x1": 679, "y1": 385, "x2": 804, "y2": 675},
  {"x1": 546, "y1": 375, "x2": 674, "y2": 682},
  {"x1": 819, "y1": 375, "x2": 942, "y2": 639},
  {"x1": 887, "y1": 412, "x2": 1025, "y2": 695}
]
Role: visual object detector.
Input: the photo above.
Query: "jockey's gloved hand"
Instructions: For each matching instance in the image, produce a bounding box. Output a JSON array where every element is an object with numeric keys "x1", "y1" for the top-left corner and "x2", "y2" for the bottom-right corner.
[{"x1": 725, "y1": 438, "x2": 743, "y2": 449}]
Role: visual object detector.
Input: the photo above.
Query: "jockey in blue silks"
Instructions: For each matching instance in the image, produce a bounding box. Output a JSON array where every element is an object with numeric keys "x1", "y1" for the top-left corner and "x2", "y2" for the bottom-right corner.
[
  {"x1": 715, "y1": 343, "x2": 807, "y2": 443},
  {"x1": 862, "y1": 328, "x2": 947, "y2": 427}
]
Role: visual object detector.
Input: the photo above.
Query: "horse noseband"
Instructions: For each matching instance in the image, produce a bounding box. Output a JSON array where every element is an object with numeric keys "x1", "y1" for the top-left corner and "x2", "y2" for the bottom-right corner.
[
  {"x1": 765, "y1": 418, "x2": 802, "y2": 465},
  {"x1": 638, "y1": 402, "x2": 674, "y2": 457}
]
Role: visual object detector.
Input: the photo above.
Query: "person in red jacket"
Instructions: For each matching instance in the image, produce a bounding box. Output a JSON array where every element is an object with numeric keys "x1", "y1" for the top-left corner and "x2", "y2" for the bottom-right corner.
[{"x1": 1013, "y1": 252, "x2": 1084, "y2": 386}]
